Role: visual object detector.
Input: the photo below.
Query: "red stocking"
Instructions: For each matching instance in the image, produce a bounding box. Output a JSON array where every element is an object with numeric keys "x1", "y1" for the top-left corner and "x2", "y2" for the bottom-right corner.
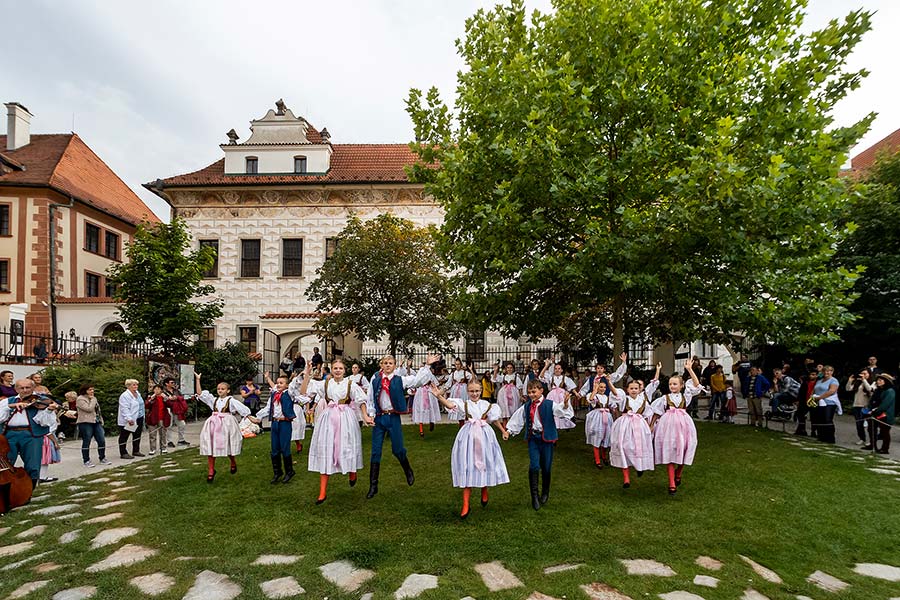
[
  {"x1": 461, "y1": 487, "x2": 471, "y2": 517},
  {"x1": 593, "y1": 447, "x2": 602, "y2": 465},
  {"x1": 207, "y1": 456, "x2": 215, "y2": 476},
  {"x1": 318, "y1": 474, "x2": 329, "y2": 502},
  {"x1": 667, "y1": 464, "x2": 676, "y2": 489},
  {"x1": 622, "y1": 468, "x2": 630, "y2": 485}
]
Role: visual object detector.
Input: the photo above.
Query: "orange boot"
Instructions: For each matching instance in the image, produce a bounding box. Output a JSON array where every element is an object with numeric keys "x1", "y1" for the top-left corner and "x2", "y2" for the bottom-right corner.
[
  {"x1": 349, "y1": 472, "x2": 357, "y2": 488},
  {"x1": 481, "y1": 486, "x2": 489, "y2": 507},
  {"x1": 207, "y1": 456, "x2": 216, "y2": 483},
  {"x1": 460, "y1": 488, "x2": 471, "y2": 518},
  {"x1": 593, "y1": 447, "x2": 602, "y2": 468},
  {"x1": 316, "y1": 474, "x2": 329, "y2": 504},
  {"x1": 622, "y1": 468, "x2": 630, "y2": 489}
]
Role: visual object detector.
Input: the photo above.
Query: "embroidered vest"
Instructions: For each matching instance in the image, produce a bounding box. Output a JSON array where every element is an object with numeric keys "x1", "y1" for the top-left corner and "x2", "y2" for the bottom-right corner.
[
  {"x1": 268, "y1": 390, "x2": 297, "y2": 419},
  {"x1": 523, "y1": 399, "x2": 558, "y2": 443},
  {"x1": 371, "y1": 373, "x2": 408, "y2": 413}
]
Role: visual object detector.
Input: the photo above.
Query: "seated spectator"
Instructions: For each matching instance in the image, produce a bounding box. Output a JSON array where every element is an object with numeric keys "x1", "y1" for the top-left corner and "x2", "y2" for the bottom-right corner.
[
  {"x1": 771, "y1": 368, "x2": 800, "y2": 413},
  {"x1": 239, "y1": 378, "x2": 260, "y2": 412}
]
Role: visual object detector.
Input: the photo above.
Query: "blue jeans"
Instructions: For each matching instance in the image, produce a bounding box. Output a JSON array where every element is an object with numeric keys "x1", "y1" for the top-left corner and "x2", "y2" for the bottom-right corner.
[
  {"x1": 78, "y1": 422, "x2": 106, "y2": 463},
  {"x1": 270, "y1": 420, "x2": 293, "y2": 458},
  {"x1": 527, "y1": 437, "x2": 554, "y2": 472},
  {"x1": 5, "y1": 429, "x2": 42, "y2": 480},
  {"x1": 708, "y1": 391, "x2": 726, "y2": 419},
  {"x1": 370, "y1": 413, "x2": 406, "y2": 463},
  {"x1": 851, "y1": 407, "x2": 867, "y2": 441}
]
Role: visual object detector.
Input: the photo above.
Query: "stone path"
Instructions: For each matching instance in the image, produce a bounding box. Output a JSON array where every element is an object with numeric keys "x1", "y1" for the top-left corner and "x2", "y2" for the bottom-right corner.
[
  {"x1": 260, "y1": 576, "x2": 305, "y2": 599},
  {"x1": 738, "y1": 555, "x2": 782, "y2": 584},
  {"x1": 394, "y1": 573, "x2": 438, "y2": 599},
  {"x1": 183, "y1": 570, "x2": 242, "y2": 600},
  {"x1": 807, "y1": 570, "x2": 849, "y2": 592},
  {"x1": 7, "y1": 579, "x2": 50, "y2": 599},
  {"x1": 90, "y1": 526, "x2": 139, "y2": 549},
  {"x1": 129, "y1": 572, "x2": 176, "y2": 596},
  {"x1": 319, "y1": 560, "x2": 375, "y2": 592},
  {"x1": 580, "y1": 583, "x2": 632, "y2": 600},
  {"x1": 85, "y1": 543, "x2": 157, "y2": 572},
  {"x1": 620, "y1": 559, "x2": 676, "y2": 576},
  {"x1": 474, "y1": 561, "x2": 523, "y2": 591},
  {"x1": 252, "y1": 553, "x2": 302, "y2": 565},
  {"x1": 52, "y1": 586, "x2": 97, "y2": 600},
  {"x1": 853, "y1": 562, "x2": 900, "y2": 581}
]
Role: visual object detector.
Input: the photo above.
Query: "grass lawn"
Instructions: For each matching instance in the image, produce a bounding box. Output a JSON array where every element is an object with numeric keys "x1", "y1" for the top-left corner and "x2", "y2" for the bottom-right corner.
[{"x1": 2, "y1": 421, "x2": 899, "y2": 599}]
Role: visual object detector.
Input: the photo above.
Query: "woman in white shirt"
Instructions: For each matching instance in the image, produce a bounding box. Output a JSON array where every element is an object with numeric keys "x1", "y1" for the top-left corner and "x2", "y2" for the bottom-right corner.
[{"x1": 117, "y1": 379, "x2": 143, "y2": 459}]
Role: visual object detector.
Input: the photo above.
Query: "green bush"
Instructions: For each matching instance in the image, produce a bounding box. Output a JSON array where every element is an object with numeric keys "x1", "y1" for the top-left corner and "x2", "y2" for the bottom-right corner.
[
  {"x1": 192, "y1": 342, "x2": 258, "y2": 393},
  {"x1": 40, "y1": 353, "x2": 147, "y2": 434}
]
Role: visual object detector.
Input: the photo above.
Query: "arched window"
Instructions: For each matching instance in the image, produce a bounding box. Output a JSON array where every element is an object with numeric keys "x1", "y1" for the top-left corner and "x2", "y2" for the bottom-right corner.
[
  {"x1": 102, "y1": 322, "x2": 125, "y2": 336},
  {"x1": 245, "y1": 156, "x2": 258, "y2": 174},
  {"x1": 294, "y1": 156, "x2": 307, "y2": 174}
]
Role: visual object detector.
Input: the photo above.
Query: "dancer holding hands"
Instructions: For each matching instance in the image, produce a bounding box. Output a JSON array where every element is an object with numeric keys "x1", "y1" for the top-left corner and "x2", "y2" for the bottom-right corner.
[
  {"x1": 649, "y1": 360, "x2": 702, "y2": 495},
  {"x1": 607, "y1": 361, "x2": 660, "y2": 489},
  {"x1": 195, "y1": 373, "x2": 252, "y2": 483}
]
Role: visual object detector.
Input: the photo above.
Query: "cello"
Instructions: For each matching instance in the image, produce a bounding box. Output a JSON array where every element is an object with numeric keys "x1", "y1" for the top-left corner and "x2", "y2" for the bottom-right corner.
[{"x1": 0, "y1": 432, "x2": 34, "y2": 514}]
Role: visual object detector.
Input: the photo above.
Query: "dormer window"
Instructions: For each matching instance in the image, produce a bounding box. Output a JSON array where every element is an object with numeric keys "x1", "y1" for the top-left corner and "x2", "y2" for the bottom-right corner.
[
  {"x1": 294, "y1": 156, "x2": 307, "y2": 174},
  {"x1": 246, "y1": 157, "x2": 258, "y2": 174}
]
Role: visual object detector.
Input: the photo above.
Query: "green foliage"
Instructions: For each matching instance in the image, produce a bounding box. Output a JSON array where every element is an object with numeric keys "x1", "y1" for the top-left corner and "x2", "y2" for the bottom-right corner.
[
  {"x1": 40, "y1": 354, "x2": 146, "y2": 434},
  {"x1": 307, "y1": 213, "x2": 458, "y2": 356},
  {"x1": 193, "y1": 342, "x2": 258, "y2": 392},
  {"x1": 406, "y1": 0, "x2": 873, "y2": 353},
  {"x1": 107, "y1": 217, "x2": 223, "y2": 359}
]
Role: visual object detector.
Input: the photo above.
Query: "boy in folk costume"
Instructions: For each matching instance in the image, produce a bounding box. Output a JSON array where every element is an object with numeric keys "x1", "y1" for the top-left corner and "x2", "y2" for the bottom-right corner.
[
  {"x1": 362, "y1": 354, "x2": 441, "y2": 499},
  {"x1": 539, "y1": 358, "x2": 577, "y2": 430},
  {"x1": 300, "y1": 359, "x2": 369, "y2": 504},
  {"x1": 521, "y1": 359, "x2": 548, "y2": 397},
  {"x1": 411, "y1": 360, "x2": 444, "y2": 438},
  {"x1": 257, "y1": 371, "x2": 306, "y2": 484},
  {"x1": 492, "y1": 361, "x2": 524, "y2": 424},
  {"x1": 649, "y1": 361, "x2": 702, "y2": 495},
  {"x1": 607, "y1": 362, "x2": 660, "y2": 489},
  {"x1": 579, "y1": 353, "x2": 628, "y2": 399},
  {"x1": 504, "y1": 379, "x2": 574, "y2": 510},
  {"x1": 194, "y1": 373, "x2": 252, "y2": 483},
  {"x1": 431, "y1": 381, "x2": 509, "y2": 518}
]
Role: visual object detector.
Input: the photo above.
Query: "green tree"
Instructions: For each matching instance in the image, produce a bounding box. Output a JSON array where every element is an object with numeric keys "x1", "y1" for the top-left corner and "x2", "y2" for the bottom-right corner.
[
  {"x1": 193, "y1": 342, "x2": 258, "y2": 392},
  {"x1": 407, "y1": 0, "x2": 872, "y2": 355},
  {"x1": 107, "y1": 218, "x2": 222, "y2": 359},
  {"x1": 307, "y1": 213, "x2": 457, "y2": 356}
]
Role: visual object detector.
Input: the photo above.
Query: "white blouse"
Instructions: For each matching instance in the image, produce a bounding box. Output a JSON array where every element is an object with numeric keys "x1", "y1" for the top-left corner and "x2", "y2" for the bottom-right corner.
[
  {"x1": 447, "y1": 398, "x2": 501, "y2": 423},
  {"x1": 198, "y1": 391, "x2": 251, "y2": 417}
]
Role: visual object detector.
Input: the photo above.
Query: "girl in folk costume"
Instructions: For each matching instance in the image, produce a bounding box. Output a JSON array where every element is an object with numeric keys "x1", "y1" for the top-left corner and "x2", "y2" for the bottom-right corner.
[
  {"x1": 492, "y1": 361, "x2": 523, "y2": 423},
  {"x1": 607, "y1": 362, "x2": 661, "y2": 488},
  {"x1": 39, "y1": 410, "x2": 61, "y2": 483},
  {"x1": 447, "y1": 358, "x2": 475, "y2": 424},
  {"x1": 540, "y1": 358, "x2": 577, "y2": 430},
  {"x1": 430, "y1": 381, "x2": 509, "y2": 518},
  {"x1": 411, "y1": 360, "x2": 444, "y2": 438},
  {"x1": 300, "y1": 360, "x2": 369, "y2": 504},
  {"x1": 194, "y1": 373, "x2": 252, "y2": 483},
  {"x1": 649, "y1": 361, "x2": 702, "y2": 495},
  {"x1": 584, "y1": 378, "x2": 614, "y2": 469}
]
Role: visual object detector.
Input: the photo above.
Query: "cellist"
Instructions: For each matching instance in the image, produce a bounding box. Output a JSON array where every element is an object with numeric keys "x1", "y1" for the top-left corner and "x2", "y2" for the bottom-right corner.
[{"x1": 1, "y1": 378, "x2": 58, "y2": 489}]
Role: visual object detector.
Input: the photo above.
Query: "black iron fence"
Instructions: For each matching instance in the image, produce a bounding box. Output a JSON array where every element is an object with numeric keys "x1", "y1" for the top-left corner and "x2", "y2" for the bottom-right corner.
[{"x1": 0, "y1": 327, "x2": 157, "y2": 365}]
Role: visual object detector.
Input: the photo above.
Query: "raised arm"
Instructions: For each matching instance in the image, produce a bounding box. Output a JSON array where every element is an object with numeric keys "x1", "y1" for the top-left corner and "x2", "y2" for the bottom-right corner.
[
  {"x1": 609, "y1": 353, "x2": 628, "y2": 383},
  {"x1": 263, "y1": 371, "x2": 276, "y2": 389},
  {"x1": 429, "y1": 384, "x2": 459, "y2": 412}
]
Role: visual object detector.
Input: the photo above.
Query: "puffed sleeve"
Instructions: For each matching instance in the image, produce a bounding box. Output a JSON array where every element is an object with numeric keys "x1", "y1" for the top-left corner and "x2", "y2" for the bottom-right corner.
[
  {"x1": 304, "y1": 378, "x2": 325, "y2": 401},
  {"x1": 650, "y1": 396, "x2": 666, "y2": 416},
  {"x1": 33, "y1": 406, "x2": 58, "y2": 428},
  {"x1": 349, "y1": 384, "x2": 368, "y2": 407},
  {"x1": 401, "y1": 366, "x2": 432, "y2": 390},
  {"x1": 0, "y1": 400, "x2": 10, "y2": 425},
  {"x1": 564, "y1": 376, "x2": 576, "y2": 391},
  {"x1": 506, "y1": 404, "x2": 526, "y2": 436},
  {"x1": 552, "y1": 398, "x2": 574, "y2": 420},
  {"x1": 610, "y1": 361, "x2": 627, "y2": 384},
  {"x1": 644, "y1": 378, "x2": 660, "y2": 399},
  {"x1": 287, "y1": 375, "x2": 305, "y2": 400},
  {"x1": 485, "y1": 402, "x2": 502, "y2": 423},
  {"x1": 230, "y1": 399, "x2": 251, "y2": 418},
  {"x1": 612, "y1": 389, "x2": 627, "y2": 410},
  {"x1": 197, "y1": 390, "x2": 216, "y2": 410},
  {"x1": 579, "y1": 379, "x2": 591, "y2": 397},
  {"x1": 684, "y1": 381, "x2": 703, "y2": 401}
]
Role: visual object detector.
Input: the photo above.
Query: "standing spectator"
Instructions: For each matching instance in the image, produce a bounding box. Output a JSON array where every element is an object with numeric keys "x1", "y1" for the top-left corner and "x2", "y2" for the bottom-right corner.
[
  {"x1": 145, "y1": 384, "x2": 172, "y2": 455},
  {"x1": 864, "y1": 356, "x2": 882, "y2": 380},
  {"x1": 292, "y1": 352, "x2": 306, "y2": 374},
  {"x1": 514, "y1": 353, "x2": 525, "y2": 376},
  {"x1": 812, "y1": 366, "x2": 841, "y2": 444},
  {"x1": 163, "y1": 377, "x2": 189, "y2": 447},
  {"x1": 864, "y1": 373, "x2": 895, "y2": 453},
  {"x1": 0, "y1": 370, "x2": 16, "y2": 401},
  {"x1": 706, "y1": 365, "x2": 727, "y2": 420},
  {"x1": 732, "y1": 354, "x2": 752, "y2": 399},
  {"x1": 58, "y1": 391, "x2": 79, "y2": 440},
  {"x1": 76, "y1": 384, "x2": 109, "y2": 467},
  {"x1": 117, "y1": 379, "x2": 144, "y2": 459},
  {"x1": 29, "y1": 372, "x2": 50, "y2": 395},
  {"x1": 795, "y1": 370, "x2": 819, "y2": 437},
  {"x1": 771, "y1": 368, "x2": 800, "y2": 413},
  {"x1": 280, "y1": 351, "x2": 294, "y2": 376},
  {"x1": 701, "y1": 360, "x2": 717, "y2": 387},
  {"x1": 239, "y1": 378, "x2": 260, "y2": 412},
  {"x1": 745, "y1": 366, "x2": 771, "y2": 427},
  {"x1": 846, "y1": 370, "x2": 874, "y2": 445},
  {"x1": 684, "y1": 357, "x2": 703, "y2": 417},
  {"x1": 32, "y1": 338, "x2": 49, "y2": 364},
  {"x1": 310, "y1": 347, "x2": 324, "y2": 371}
]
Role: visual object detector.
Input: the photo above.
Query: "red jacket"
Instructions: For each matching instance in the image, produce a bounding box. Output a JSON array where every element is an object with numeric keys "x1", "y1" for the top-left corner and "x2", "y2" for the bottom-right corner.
[
  {"x1": 168, "y1": 392, "x2": 188, "y2": 420},
  {"x1": 145, "y1": 394, "x2": 173, "y2": 427}
]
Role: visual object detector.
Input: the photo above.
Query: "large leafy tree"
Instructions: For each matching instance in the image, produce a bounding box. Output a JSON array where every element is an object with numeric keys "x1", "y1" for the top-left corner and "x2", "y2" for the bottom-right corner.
[
  {"x1": 308, "y1": 213, "x2": 457, "y2": 356},
  {"x1": 407, "y1": 0, "x2": 873, "y2": 355},
  {"x1": 107, "y1": 218, "x2": 222, "y2": 358}
]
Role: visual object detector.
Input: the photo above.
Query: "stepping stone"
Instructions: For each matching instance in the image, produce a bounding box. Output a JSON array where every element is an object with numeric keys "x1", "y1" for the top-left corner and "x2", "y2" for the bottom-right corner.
[
  {"x1": 252, "y1": 554, "x2": 302, "y2": 565},
  {"x1": 260, "y1": 576, "x2": 305, "y2": 599},
  {"x1": 67, "y1": 485, "x2": 86, "y2": 491},
  {"x1": 94, "y1": 500, "x2": 131, "y2": 510},
  {"x1": 659, "y1": 593, "x2": 704, "y2": 600},
  {"x1": 0, "y1": 541, "x2": 34, "y2": 558},
  {"x1": 693, "y1": 575, "x2": 718, "y2": 588},
  {"x1": 174, "y1": 556, "x2": 218, "y2": 561},
  {"x1": 474, "y1": 561, "x2": 523, "y2": 591},
  {"x1": 30, "y1": 494, "x2": 51, "y2": 502},
  {"x1": 134, "y1": 465, "x2": 149, "y2": 470},
  {"x1": 35, "y1": 561, "x2": 64, "y2": 573},
  {"x1": 51, "y1": 512, "x2": 82, "y2": 521},
  {"x1": 2, "y1": 550, "x2": 54, "y2": 571},
  {"x1": 739, "y1": 555, "x2": 783, "y2": 584},
  {"x1": 113, "y1": 485, "x2": 140, "y2": 492},
  {"x1": 806, "y1": 570, "x2": 848, "y2": 592},
  {"x1": 797, "y1": 596, "x2": 815, "y2": 600},
  {"x1": 0, "y1": 526, "x2": 9, "y2": 535},
  {"x1": 395, "y1": 573, "x2": 439, "y2": 599},
  {"x1": 526, "y1": 594, "x2": 561, "y2": 600},
  {"x1": 91, "y1": 527, "x2": 139, "y2": 549},
  {"x1": 83, "y1": 512, "x2": 123, "y2": 524},
  {"x1": 740, "y1": 590, "x2": 769, "y2": 600},
  {"x1": 867, "y1": 468, "x2": 899, "y2": 475},
  {"x1": 695, "y1": 556, "x2": 723, "y2": 571},
  {"x1": 85, "y1": 543, "x2": 157, "y2": 572},
  {"x1": 32, "y1": 503, "x2": 79, "y2": 516},
  {"x1": 89, "y1": 478, "x2": 111, "y2": 483},
  {"x1": 544, "y1": 563, "x2": 584, "y2": 574},
  {"x1": 853, "y1": 562, "x2": 900, "y2": 581},
  {"x1": 129, "y1": 572, "x2": 176, "y2": 597},
  {"x1": 361, "y1": 594, "x2": 374, "y2": 600},
  {"x1": 7, "y1": 580, "x2": 51, "y2": 599},
  {"x1": 52, "y1": 587, "x2": 96, "y2": 600},
  {"x1": 16, "y1": 525, "x2": 47, "y2": 539},
  {"x1": 620, "y1": 559, "x2": 676, "y2": 577},
  {"x1": 183, "y1": 570, "x2": 242, "y2": 600},
  {"x1": 319, "y1": 560, "x2": 376, "y2": 592},
  {"x1": 169, "y1": 468, "x2": 187, "y2": 472},
  {"x1": 154, "y1": 475, "x2": 174, "y2": 481},
  {"x1": 70, "y1": 490, "x2": 100, "y2": 498},
  {"x1": 580, "y1": 583, "x2": 633, "y2": 600},
  {"x1": 109, "y1": 481, "x2": 128, "y2": 487}
]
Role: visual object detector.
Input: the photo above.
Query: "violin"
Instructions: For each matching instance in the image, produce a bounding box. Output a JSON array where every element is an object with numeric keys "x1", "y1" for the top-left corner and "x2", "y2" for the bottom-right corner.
[{"x1": 0, "y1": 433, "x2": 34, "y2": 514}]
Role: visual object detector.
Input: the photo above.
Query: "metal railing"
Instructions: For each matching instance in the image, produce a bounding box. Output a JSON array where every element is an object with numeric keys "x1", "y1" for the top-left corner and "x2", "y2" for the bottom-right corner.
[{"x1": 0, "y1": 327, "x2": 157, "y2": 365}]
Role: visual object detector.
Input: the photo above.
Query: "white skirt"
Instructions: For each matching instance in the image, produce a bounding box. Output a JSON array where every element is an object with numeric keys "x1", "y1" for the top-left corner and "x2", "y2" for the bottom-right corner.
[
  {"x1": 447, "y1": 382, "x2": 468, "y2": 420},
  {"x1": 291, "y1": 413, "x2": 307, "y2": 441},
  {"x1": 547, "y1": 388, "x2": 575, "y2": 429},
  {"x1": 411, "y1": 387, "x2": 442, "y2": 424},
  {"x1": 307, "y1": 402, "x2": 363, "y2": 475},
  {"x1": 199, "y1": 413, "x2": 243, "y2": 457},
  {"x1": 496, "y1": 383, "x2": 521, "y2": 418},
  {"x1": 610, "y1": 412, "x2": 654, "y2": 471},
  {"x1": 585, "y1": 407, "x2": 614, "y2": 447},
  {"x1": 450, "y1": 420, "x2": 510, "y2": 488}
]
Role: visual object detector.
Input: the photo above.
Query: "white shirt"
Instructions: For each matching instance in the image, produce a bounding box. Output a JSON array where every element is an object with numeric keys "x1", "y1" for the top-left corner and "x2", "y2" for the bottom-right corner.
[
  {"x1": 612, "y1": 389, "x2": 653, "y2": 421},
  {"x1": 493, "y1": 373, "x2": 523, "y2": 388},
  {"x1": 368, "y1": 366, "x2": 432, "y2": 414},
  {"x1": 506, "y1": 396, "x2": 574, "y2": 436},
  {"x1": 254, "y1": 388, "x2": 302, "y2": 420},
  {"x1": 650, "y1": 382, "x2": 703, "y2": 415},
  {"x1": 0, "y1": 398, "x2": 57, "y2": 428},
  {"x1": 542, "y1": 372, "x2": 576, "y2": 392},
  {"x1": 117, "y1": 390, "x2": 143, "y2": 426},
  {"x1": 306, "y1": 377, "x2": 368, "y2": 406},
  {"x1": 198, "y1": 391, "x2": 251, "y2": 417},
  {"x1": 446, "y1": 398, "x2": 501, "y2": 423}
]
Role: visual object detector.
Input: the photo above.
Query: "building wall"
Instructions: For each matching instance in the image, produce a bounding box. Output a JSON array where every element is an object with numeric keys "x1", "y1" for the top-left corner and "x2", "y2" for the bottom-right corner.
[
  {"x1": 56, "y1": 303, "x2": 120, "y2": 338},
  {"x1": 223, "y1": 145, "x2": 331, "y2": 174}
]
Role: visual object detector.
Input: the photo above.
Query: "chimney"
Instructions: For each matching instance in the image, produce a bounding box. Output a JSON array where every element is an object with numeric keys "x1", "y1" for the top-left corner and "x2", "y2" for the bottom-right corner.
[{"x1": 5, "y1": 102, "x2": 33, "y2": 151}]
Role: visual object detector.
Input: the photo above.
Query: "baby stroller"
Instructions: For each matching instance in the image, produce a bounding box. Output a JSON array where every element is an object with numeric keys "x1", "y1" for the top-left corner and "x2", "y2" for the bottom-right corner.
[{"x1": 764, "y1": 393, "x2": 796, "y2": 422}]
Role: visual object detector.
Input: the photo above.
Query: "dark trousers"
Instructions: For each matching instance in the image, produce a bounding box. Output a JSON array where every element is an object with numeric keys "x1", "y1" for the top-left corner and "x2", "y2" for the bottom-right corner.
[
  {"x1": 815, "y1": 405, "x2": 837, "y2": 444},
  {"x1": 5, "y1": 430, "x2": 42, "y2": 480},
  {"x1": 270, "y1": 420, "x2": 293, "y2": 458},
  {"x1": 370, "y1": 413, "x2": 406, "y2": 463},
  {"x1": 708, "y1": 391, "x2": 726, "y2": 419},
  {"x1": 527, "y1": 437, "x2": 555, "y2": 472},
  {"x1": 869, "y1": 419, "x2": 891, "y2": 452},
  {"x1": 118, "y1": 417, "x2": 143, "y2": 456},
  {"x1": 78, "y1": 422, "x2": 106, "y2": 462},
  {"x1": 852, "y1": 407, "x2": 868, "y2": 441}
]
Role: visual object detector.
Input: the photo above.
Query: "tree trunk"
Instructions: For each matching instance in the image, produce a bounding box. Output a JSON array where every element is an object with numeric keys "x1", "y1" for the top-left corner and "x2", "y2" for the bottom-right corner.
[
  {"x1": 389, "y1": 337, "x2": 397, "y2": 359},
  {"x1": 613, "y1": 293, "x2": 624, "y2": 358}
]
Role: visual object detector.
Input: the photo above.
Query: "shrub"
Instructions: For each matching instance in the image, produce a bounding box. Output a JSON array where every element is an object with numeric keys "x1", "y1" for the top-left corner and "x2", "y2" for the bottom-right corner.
[{"x1": 192, "y1": 342, "x2": 258, "y2": 393}]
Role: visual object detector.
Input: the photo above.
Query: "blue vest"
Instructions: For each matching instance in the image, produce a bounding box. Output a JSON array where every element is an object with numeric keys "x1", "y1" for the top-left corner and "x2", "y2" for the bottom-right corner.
[
  {"x1": 523, "y1": 398, "x2": 558, "y2": 443},
  {"x1": 525, "y1": 371, "x2": 549, "y2": 395},
  {"x1": 588, "y1": 375, "x2": 610, "y2": 392},
  {"x1": 4, "y1": 398, "x2": 51, "y2": 437},
  {"x1": 370, "y1": 372, "x2": 408, "y2": 413},
  {"x1": 268, "y1": 390, "x2": 296, "y2": 420}
]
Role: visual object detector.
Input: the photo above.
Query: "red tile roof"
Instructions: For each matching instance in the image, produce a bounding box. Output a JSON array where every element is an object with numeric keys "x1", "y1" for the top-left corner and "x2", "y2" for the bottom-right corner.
[
  {"x1": 56, "y1": 296, "x2": 118, "y2": 304},
  {"x1": 0, "y1": 133, "x2": 160, "y2": 226},
  {"x1": 850, "y1": 128, "x2": 900, "y2": 172},
  {"x1": 260, "y1": 312, "x2": 329, "y2": 319},
  {"x1": 153, "y1": 144, "x2": 421, "y2": 188}
]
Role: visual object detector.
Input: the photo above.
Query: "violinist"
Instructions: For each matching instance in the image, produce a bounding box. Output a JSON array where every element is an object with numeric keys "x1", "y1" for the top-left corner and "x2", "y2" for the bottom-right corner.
[{"x1": 1, "y1": 378, "x2": 58, "y2": 488}]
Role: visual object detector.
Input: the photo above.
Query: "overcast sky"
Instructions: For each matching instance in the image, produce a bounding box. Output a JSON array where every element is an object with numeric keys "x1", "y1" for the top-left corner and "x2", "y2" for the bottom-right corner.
[{"x1": 2, "y1": 0, "x2": 897, "y2": 221}]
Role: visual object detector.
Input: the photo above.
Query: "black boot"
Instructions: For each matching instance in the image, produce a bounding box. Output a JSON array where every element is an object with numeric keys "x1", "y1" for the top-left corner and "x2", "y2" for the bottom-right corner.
[
  {"x1": 282, "y1": 455, "x2": 295, "y2": 484},
  {"x1": 539, "y1": 469, "x2": 551, "y2": 505},
  {"x1": 270, "y1": 456, "x2": 283, "y2": 485},
  {"x1": 528, "y1": 469, "x2": 541, "y2": 511},
  {"x1": 366, "y1": 462, "x2": 380, "y2": 499},
  {"x1": 399, "y1": 456, "x2": 415, "y2": 486}
]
